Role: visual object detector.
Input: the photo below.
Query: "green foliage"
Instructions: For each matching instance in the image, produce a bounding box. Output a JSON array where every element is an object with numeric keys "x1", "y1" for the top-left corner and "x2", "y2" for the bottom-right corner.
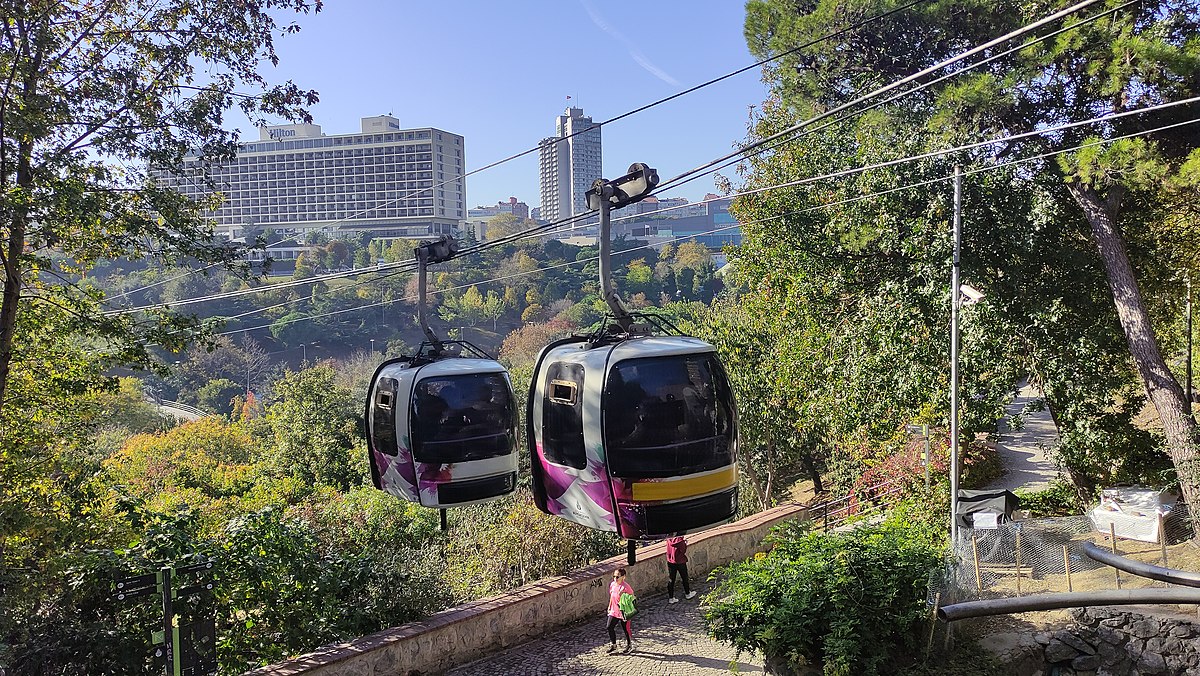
[
  {"x1": 266, "y1": 366, "x2": 366, "y2": 490},
  {"x1": 1015, "y1": 479, "x2": 1085, "y2": 518},
  {"x1": 704, "y1": 519, "x2": 944, "y2": 675},
  {"x1": 197, "y1": 378, "x2": 245, "y2": 415},
  {"x1": 442, "y1": 491, "x2": 622, "y2": 600}
]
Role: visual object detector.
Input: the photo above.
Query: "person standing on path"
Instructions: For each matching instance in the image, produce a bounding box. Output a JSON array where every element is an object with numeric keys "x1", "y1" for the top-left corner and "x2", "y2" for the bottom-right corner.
[
  {"x1": 666, "y1": 534, "x2": 696, "y2": 603},
  {"x1": 606, "y1": 568, "x2": 634, "y2": 653}
]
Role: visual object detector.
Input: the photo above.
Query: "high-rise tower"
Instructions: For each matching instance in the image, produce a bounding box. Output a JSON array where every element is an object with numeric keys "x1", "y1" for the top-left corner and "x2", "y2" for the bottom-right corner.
[{"x1": 538, "y1": 107, "x2": 602, "y2": 224}]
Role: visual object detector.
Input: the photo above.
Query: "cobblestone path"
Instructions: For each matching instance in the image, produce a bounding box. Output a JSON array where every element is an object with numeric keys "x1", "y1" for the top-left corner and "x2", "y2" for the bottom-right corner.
[{"x1": 447, "y1": 579, "x2": 763, "y2": 675}]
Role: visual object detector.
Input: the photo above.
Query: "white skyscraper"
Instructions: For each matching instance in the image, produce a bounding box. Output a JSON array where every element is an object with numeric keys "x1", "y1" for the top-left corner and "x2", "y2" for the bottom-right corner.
[{"x1": 538, "y1": 107, "x2": 602, "y2": 224}]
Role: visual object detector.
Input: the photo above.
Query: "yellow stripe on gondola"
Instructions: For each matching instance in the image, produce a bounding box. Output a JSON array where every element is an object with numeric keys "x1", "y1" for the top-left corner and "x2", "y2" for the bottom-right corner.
[{"x1": 631, "y1": 465, "x2": 738, "y2": 502}]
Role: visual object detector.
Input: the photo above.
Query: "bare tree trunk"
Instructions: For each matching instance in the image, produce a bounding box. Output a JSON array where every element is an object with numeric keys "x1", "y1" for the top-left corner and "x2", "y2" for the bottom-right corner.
[{"x1": 1068, "y1": 182, "x2": 1200, "y2": 505}]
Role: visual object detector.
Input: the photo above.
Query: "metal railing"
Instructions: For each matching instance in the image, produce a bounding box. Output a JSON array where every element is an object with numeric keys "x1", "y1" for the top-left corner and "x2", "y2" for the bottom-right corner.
[{"x1": 810, "y1": 477, "x2": 908, "y2": 532}]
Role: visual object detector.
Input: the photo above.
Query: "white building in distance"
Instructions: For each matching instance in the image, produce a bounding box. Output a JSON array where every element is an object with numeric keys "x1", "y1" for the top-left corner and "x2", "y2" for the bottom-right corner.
[
  {"x1": 538, "y1": 107, "x2": 601, "y2": 225},
  {"x1": 157, "y1": 115, "x2": 466, "y2": 242}
]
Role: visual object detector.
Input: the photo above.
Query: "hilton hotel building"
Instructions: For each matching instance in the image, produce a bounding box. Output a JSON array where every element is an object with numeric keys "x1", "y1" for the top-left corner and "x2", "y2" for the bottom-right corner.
[{"x1": 158, "y1": 115, "x2": 465, "y2": 241}]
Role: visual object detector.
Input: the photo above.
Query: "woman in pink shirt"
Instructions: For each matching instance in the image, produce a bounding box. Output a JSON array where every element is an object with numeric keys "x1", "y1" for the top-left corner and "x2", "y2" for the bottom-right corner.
[
  {"x1": 606, "y1": 568, "x2": 634, "y2": 652},
  {"x1": 666, "y1": 534, "x2": 695, "y2": 603}
]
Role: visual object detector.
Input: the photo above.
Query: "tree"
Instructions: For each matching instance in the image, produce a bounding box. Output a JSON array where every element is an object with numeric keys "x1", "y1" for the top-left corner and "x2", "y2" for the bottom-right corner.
[
  {"x1": 483, "y1": 289, "x2": 505, "y2": 331},
  {"x1": 485, "y1": 213, "x2": 537, "y2": 241},
  {"x1": 266, "y1": 366, "x2": 365, "y2": 490},
  {"x1": 744, "y1": 0, "x2": 1200, "y2": 502},
  {"x1": 0, "y1": 0, "x2": 321, "y2": 410}
]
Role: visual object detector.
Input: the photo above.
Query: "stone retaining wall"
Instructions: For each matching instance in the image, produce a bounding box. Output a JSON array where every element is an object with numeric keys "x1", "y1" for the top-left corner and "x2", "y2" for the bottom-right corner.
[
  {"x1": 245, "y1": 503, "x2": 808, "y2": 676},
  {"x1": 982, "y1": 607, "x2": 1200, "y2": 676}
]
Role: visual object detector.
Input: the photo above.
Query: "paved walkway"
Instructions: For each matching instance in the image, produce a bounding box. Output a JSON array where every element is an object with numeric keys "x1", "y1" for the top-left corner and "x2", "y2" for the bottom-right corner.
[
  {"x1": 448, "y1": 579, "x2": 762, "y2": 676},
  {"x1": 983, "y1": 379, "x2": 1061, "y2": 493}
]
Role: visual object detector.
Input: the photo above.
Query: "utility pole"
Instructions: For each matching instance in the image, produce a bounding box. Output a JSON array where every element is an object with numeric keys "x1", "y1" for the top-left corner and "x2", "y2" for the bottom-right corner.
[{"x1": 950, "y1": 164, "x2": 962, "y2": 542}]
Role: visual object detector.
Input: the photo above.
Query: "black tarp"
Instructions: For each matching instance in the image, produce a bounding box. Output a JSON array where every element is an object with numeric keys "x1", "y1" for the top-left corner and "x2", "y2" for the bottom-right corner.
[{"x1": 956, "y1": 489, "x2": 1021, "y2": 528}]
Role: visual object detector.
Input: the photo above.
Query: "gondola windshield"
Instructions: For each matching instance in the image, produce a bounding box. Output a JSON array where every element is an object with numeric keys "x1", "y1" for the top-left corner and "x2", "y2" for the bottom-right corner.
[
  {"x1": 412, "y1": 373, "x2": 517, "y2": 463},
  {"x1": 603, "y1": 353, "x2": 735, "y2": 478}
]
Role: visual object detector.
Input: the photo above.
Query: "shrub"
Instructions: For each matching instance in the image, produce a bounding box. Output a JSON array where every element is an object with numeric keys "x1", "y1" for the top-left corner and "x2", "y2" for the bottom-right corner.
[
  {"x1": 704, "y1": 519, "x2": 944, "y2": 676},
  {"x1": 1015, "y1": 479, "x2": 1084, "y2": 517}
]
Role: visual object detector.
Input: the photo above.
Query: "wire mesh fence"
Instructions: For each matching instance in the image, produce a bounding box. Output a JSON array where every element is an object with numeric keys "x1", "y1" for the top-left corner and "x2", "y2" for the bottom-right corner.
[{"x1": 931, "y1": 504, "x2": 1199, "y2": 607}]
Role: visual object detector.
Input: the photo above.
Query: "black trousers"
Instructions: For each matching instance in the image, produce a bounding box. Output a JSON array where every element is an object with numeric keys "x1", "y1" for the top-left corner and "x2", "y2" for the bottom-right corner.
[
  {"x1": 667, "y1": 561, "x2": 690, "y2": 597},
  {"x1": 607, "y1": 615, "x2": 631, "y2": 644}
]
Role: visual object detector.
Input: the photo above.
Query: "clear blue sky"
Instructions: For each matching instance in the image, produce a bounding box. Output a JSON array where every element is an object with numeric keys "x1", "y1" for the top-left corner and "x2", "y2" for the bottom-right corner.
[{"x1": 235, "y1": 0, "x2": 769, "y2": 210}]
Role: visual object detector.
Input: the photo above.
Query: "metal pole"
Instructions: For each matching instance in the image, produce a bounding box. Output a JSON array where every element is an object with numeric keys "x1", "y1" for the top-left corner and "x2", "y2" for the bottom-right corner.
[
  {"x1": 598, "y1": 194, "x2": 632, "y2": 332},
  {"x1": 626, "y1": 539, "x2": 637, "y2": 566},
  {"x1": 950, "y1": 164, "x2": 962, "y2": 542},
  {"x1": 417, "y1": 253, "x2": 439, "y2": 345},
  {"x1": 923, "y1": 432, "x2": 931, "y2": 489},
  {"x1": 1064, "y1": 545, "x2": 1073, "y2": 592},
  {"x1": 160, "y1": 566, "x2": 173, "y2": 676}
]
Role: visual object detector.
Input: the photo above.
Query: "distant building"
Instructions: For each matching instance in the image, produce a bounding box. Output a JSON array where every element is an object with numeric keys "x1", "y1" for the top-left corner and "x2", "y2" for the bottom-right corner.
[
  {"x1": 538, "y1": 107, "x2": 602, "y2": 224},
  {"x1": 612, "y1": 194, "x2": 742, "y2": 250},
  {"x1": 468, "y1": 197, "x2": 530, "y2": 221},
  {"x1": 614, "y1": 195, "x2": 703, "y2": 220},
  {"x1": 156, "y1": 115, "x2": 466, "y2": 242}
]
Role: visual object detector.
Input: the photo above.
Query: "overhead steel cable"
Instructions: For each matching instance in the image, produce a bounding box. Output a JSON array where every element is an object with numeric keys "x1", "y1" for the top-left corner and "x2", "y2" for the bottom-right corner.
[
  {"x1": 134, "y1": 92, "x2": 1200, "y2": 329},
  {"x1": 124, "y1": 0, "x2": 928, "y2": 307},
  {"x1": 111, "y1": 0, "x2": 1131, "y2": 317},
  {"x1": 432, "y1": 0, "x2": 1120, "y2": 256},
  {"x1": 641, "y1": 0, "x2": 1143, "y2": 199},
  {"x1": 212, "y1": 114, "x2": 1200, "y2": 338},
  {"x1": 650, "y1": 0, "x2": 1106, "y2": 197}
]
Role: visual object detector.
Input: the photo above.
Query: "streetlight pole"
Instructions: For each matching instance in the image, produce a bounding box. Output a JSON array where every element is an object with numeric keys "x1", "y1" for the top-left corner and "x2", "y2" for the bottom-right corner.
[
  {"x1": 301, "y1": 343, "x2": 307, "y2": 364},
  {"x1": 950, "y1": 164, "x2": 963, "y2": 542}
]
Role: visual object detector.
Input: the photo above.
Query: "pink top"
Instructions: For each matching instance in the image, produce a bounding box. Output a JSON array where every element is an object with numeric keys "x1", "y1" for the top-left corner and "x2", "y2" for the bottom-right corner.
[
  {"x1": 666, "y1": 536, "x2": 688, "y2": 564},
  {"x1": 608, "y1": 579, "x2": 633, "y2": 618}
]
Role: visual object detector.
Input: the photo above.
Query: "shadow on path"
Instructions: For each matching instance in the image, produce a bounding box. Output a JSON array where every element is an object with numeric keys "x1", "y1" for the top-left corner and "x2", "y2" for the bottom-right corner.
[{"x1": 983, "y1": 379, "x2": 1061, "y2": 493}]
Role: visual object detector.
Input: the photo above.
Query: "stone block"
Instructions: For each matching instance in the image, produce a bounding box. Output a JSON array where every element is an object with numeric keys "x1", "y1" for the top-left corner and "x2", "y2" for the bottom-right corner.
[
  {"x1": 1073, "y1": 654, "x2": 1102, "y2": 671},
  {"x1": 1047, "y1": 638, "x2": 1083, "y2": 663},
  {"x1": 1096, "y1": 627, "x2": 1127, "y2": 646},
  {"x1": 1172, "y1": 623, "x2": 1194, "y2": 638},
  {"x1": 1055, "y1": 630, "x2": 1097, "y2": 655},
  {"x1": 1130, "y1": 619, "x2": 1161, "y2": 639},
  {"x1": 1098, "y1": 641, "x2": 1125, "y2": 667},
  {"x1": 1137, "y1": 650, "x2": 1167, "y2": 674}
]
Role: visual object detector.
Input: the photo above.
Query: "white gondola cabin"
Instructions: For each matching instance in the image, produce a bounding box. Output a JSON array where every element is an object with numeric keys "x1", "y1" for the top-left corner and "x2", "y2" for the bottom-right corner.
[{"x1": 367, "y1": 350, "x2": 519, "y2": 508}]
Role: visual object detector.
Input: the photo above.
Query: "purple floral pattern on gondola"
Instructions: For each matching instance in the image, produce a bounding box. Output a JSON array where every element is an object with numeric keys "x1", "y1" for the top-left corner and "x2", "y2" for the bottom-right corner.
[
  {"x1": 536, "y1": 442, "x2": 617, "y2": 531},
  {"x1": 418, "y1": 463, "x2": 454, "y2": 504},
  {"x1": 372, "y1": 435, "x2": 419, "y2": 502}
]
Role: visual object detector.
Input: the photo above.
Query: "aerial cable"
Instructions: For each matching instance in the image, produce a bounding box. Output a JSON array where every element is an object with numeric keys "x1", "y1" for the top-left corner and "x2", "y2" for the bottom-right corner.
[
  {"x1": 644, "y1": 0, "x2": 1142, "y2": 200},
  {"x1": 115, "y1": 0, "x2": 931, "y2": 310},
  {"x1": 651, "y1": 0, "x2": 1106, "y2": 196},
  {"x1": 213, "y1": 115, "x2": 1200, "y2": 338},
  {"x1": 452, "y1": 0, "x2": 1118, "y2": 255},
  {"x1": 154, "y1": 94, "x2": 1200, "y2": 328}
]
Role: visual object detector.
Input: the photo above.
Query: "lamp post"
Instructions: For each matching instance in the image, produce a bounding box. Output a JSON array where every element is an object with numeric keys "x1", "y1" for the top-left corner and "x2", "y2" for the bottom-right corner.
[
  {"x1": 950, "y1": 164, "x2": 962, "y2": 543},
  {"x1": 301, "y1": 343, "x2": 307, "y2": 363},
  {"x1": 369, "y1": 338, "x2": 375, "y2": 354}
]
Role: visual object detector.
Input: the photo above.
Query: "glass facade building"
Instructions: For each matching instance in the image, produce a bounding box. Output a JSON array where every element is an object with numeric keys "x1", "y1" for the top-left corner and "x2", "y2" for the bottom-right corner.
[{"x1": 157, "y1": 115, "x2": 466, "y2": 241}]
